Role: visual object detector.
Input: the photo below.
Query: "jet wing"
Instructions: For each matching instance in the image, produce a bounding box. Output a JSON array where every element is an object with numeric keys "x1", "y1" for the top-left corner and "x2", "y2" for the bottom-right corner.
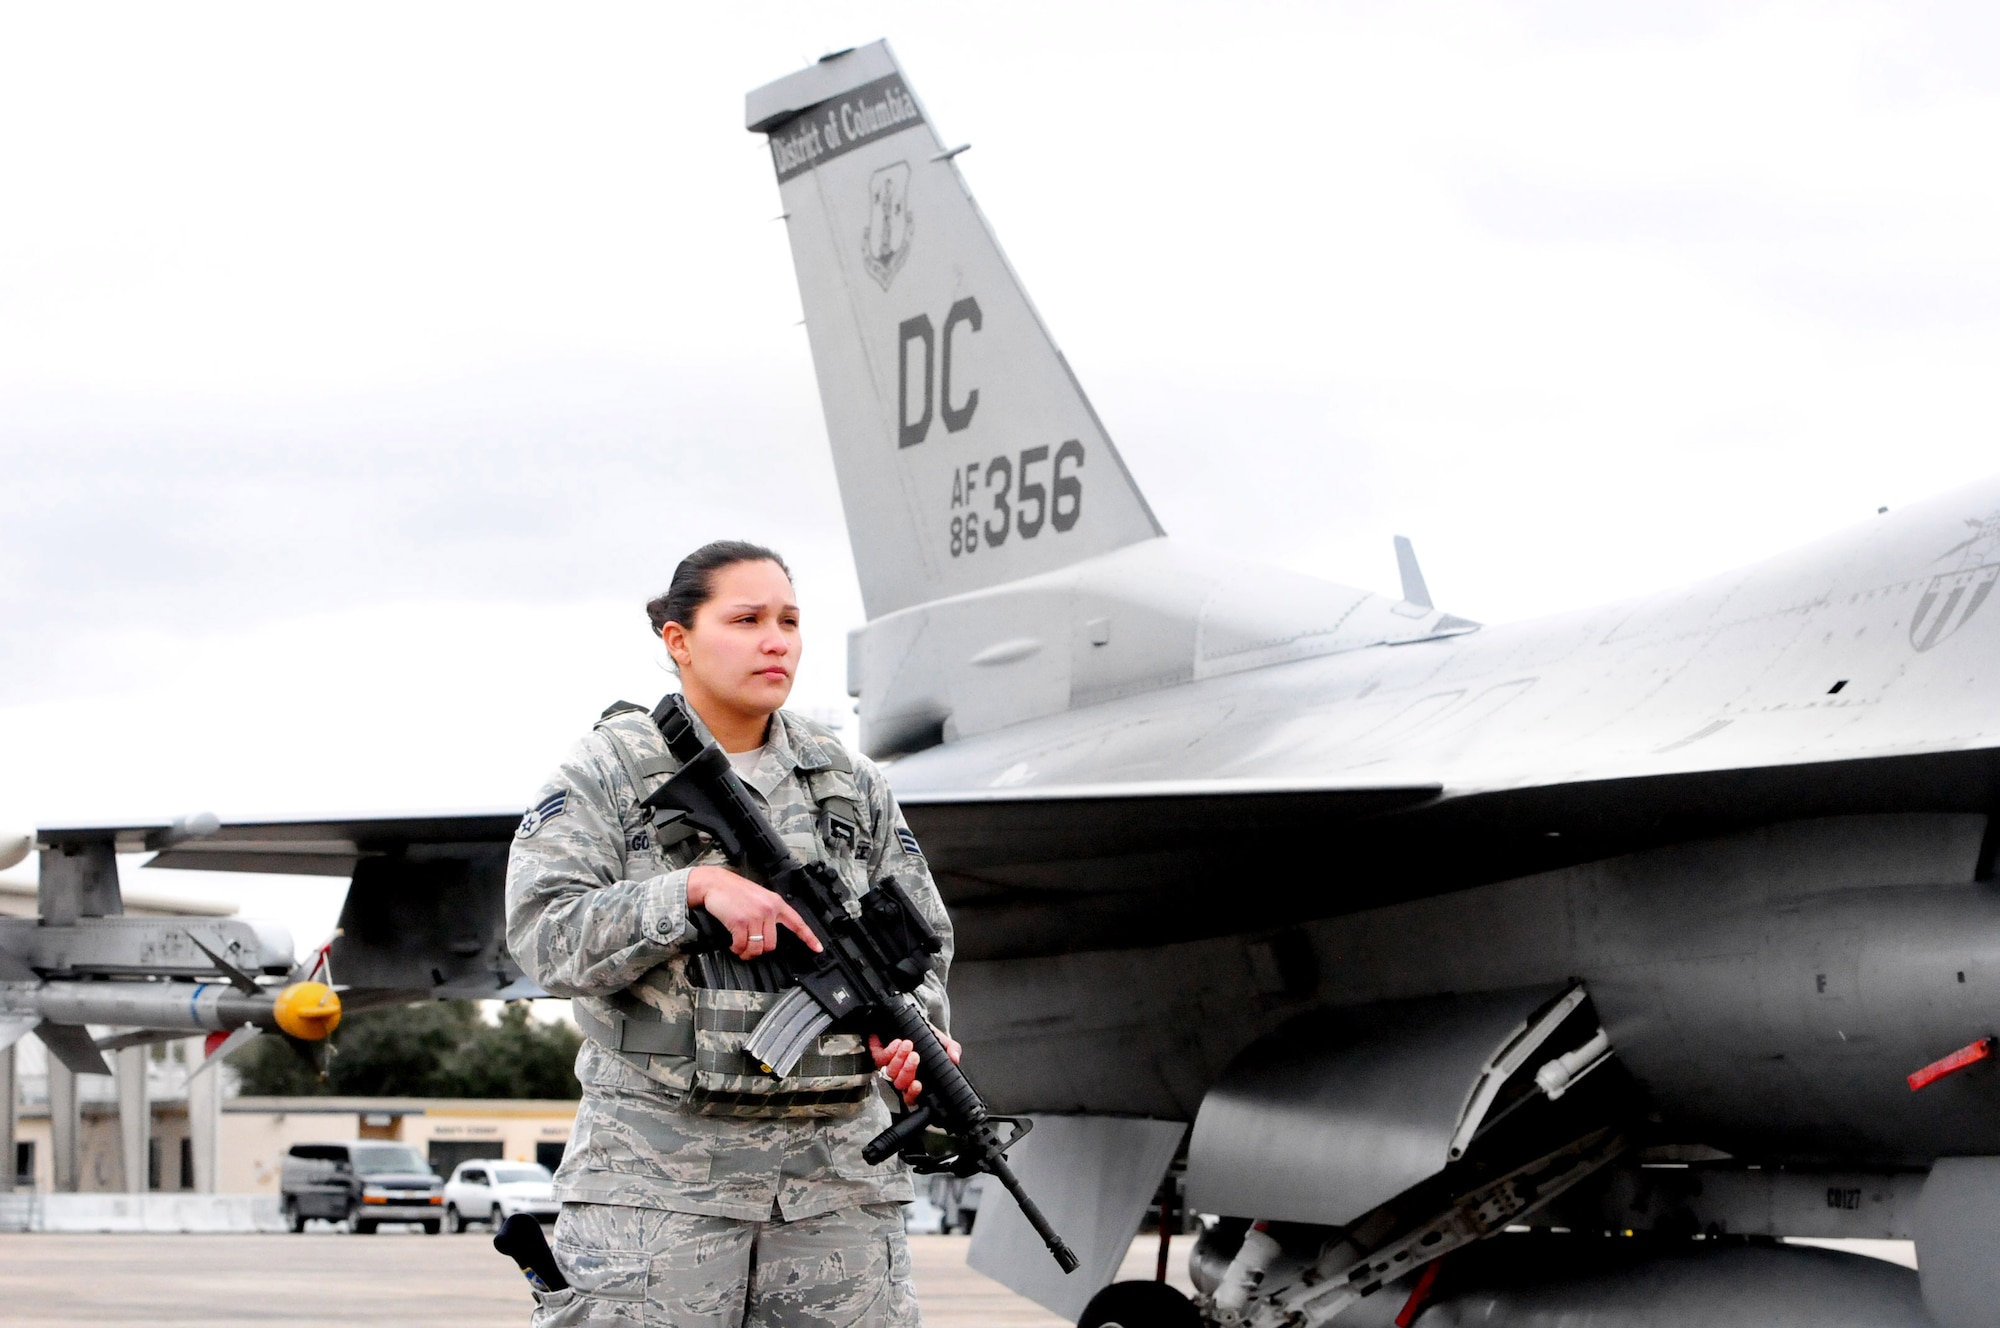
[
  {"x1": 36, "y1": 810, "x2": 529, "y2": 999},
  {"x1": 900, "y1": 741, "x2": 2000, "y2": 960},
  {"x1": 35, "y1": 810, "x2": 525, "y2": 877},
  {"x1": 41, "y1": 734, "x2": 2000, "y2": 965}
]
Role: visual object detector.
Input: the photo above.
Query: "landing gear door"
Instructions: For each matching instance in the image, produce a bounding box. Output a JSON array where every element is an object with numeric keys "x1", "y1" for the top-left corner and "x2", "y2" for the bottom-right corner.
[
  {"x1": 1917, "y1": 1156, "x2": 2000, "y2": 1328},
  {"x1": 965, "y1": 1115, "x2": 1185, "y2": 1322}
]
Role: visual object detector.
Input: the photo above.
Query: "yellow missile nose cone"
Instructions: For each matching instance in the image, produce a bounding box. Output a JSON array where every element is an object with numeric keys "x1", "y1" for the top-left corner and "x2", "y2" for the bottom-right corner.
[{"x1": 273, "y1": 981, "x2": 342, "y2": 1040}]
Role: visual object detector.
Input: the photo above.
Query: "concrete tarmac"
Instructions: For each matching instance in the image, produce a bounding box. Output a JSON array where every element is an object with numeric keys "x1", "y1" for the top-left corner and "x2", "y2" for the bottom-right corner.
[{"x1": 0, "y1": 1228, "x2": 1195, "y2": 1326}]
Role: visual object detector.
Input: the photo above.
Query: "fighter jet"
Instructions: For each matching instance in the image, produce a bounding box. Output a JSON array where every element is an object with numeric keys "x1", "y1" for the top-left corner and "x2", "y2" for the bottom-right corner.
[
  {"x1": 23, "y1": 38, "x2": 2000, "y2": 1328},
  {"x1": 740, "y1": 42, "x2": 2000, "y2": 1328}
]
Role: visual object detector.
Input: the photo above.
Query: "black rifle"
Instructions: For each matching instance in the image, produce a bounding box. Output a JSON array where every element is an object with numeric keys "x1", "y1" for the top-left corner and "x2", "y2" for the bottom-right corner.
[{"x1": 643, "y1": 695, "x2": 1079, "y2": 1274}]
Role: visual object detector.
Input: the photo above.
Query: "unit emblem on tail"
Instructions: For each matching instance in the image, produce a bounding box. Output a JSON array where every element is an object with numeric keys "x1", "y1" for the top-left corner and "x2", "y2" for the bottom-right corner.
[
  {"x1": 1911, "y1": 510, "x2": 2000, "y2": 651},
  {"x1": 862, "y1": 161, "x2": 914, "y2": 289},
  {"x1": 1910, "y1": 563, "x2": 1999, "y2": 651}
]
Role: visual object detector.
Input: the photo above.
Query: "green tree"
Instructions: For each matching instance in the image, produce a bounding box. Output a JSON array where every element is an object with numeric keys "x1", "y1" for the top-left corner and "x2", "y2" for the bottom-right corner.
[
  {"x1": 438, "y1": 1002, "x2": 585, "y2": 1098},
  {"x1": 233, "y1": 1000, "x2": 581, "y2": 1098}
]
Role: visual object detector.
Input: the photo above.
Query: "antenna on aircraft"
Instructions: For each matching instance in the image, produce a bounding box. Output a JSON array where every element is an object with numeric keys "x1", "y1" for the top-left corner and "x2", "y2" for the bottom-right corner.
[{"x1": 1393, "y1": 535, "x2": 1433, "y2": 610}]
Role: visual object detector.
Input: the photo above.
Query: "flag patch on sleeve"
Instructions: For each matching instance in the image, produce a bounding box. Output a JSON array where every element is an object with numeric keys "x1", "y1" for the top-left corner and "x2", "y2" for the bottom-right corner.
[
  {"x1": 895, "y1": 826, "x2": 923, "y2": 857},
  {"x1": 516, "y1": 790, "x2": 568, "y2": 839}
]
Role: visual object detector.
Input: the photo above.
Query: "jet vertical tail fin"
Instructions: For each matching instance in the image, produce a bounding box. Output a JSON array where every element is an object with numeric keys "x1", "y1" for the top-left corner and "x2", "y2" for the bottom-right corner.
[{"x1": 747, "y1": 43, "x2": 1162, "y2": 621}]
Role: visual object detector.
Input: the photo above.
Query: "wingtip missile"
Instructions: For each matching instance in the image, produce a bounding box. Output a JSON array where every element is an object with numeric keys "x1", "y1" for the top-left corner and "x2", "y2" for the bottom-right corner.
[{"x1": 1, "y1": 979, "x2": 342, "y2": 1074}]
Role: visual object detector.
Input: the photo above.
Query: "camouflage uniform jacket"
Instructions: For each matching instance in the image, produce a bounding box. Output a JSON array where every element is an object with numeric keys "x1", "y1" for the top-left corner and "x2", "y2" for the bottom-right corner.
[{"x1": 505, "y1": 703, "x2": 954, "y2": 1221}]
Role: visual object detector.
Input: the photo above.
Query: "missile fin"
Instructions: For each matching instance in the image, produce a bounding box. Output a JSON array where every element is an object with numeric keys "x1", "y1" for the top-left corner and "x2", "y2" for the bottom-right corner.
[
  {"x1": 279, "y1": 1029, "x2": 333, "y2": 1083},
  {"x1": 186, "y1": 1025, "x2": 259, "y2": 1079},
  {"x1": 185, "y1": 930, "x2": 262, "y2": 995},
  {"x1": 286, "y1": 934, "x2": 336, "y2": 986},
  {"x1": 36, "y1": 1020, "x2": 112, "y2": 1075},
  {"x1": 95, "y1": 1028, "x2": 189, "y2": 1052}
]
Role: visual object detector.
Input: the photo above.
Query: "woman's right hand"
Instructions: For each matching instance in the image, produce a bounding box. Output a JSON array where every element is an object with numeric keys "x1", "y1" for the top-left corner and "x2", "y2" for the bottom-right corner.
[{"x1": 686, "y1": 866, "x2": 822, "y2": 960}]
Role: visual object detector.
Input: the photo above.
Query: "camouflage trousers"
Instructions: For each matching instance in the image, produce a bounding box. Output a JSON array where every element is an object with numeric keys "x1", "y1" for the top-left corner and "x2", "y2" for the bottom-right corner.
[{"x1": 530, "y1": 1201, "x2": 922, "y2": 1327}]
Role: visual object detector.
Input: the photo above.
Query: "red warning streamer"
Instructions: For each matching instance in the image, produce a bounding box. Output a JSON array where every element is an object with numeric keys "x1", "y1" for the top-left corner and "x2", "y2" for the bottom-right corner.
[
  {"x1": 1395, "y1": 1257, "x2": 1444, "y2": 1327},
  {"x1": 1908, "y1": 1036, "x2": 1993, "y2": 1091}
]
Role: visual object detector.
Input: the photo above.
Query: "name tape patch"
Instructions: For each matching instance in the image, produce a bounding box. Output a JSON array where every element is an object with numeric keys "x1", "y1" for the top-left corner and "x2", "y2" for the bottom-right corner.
[{"x1": 517, "y1": 790, "x2": 568, "y2": 839}]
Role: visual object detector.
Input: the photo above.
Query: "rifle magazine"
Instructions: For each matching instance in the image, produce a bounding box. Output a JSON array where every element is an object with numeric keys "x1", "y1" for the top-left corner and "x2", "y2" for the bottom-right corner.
[{"x1": 743, "y1": 983, "x2": 838, "y2": 1077}]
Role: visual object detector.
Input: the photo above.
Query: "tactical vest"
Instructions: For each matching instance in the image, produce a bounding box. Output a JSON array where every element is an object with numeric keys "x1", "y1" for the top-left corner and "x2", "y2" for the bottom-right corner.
[{"x1": 573, "y1": 699, "x2": 879, "y2": 1120}]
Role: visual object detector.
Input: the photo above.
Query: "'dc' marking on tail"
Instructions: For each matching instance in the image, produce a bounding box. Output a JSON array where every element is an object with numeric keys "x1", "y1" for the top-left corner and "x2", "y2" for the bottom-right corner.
[{"x1": 898, "y1": 298, "x2": 981, "y2": 446}]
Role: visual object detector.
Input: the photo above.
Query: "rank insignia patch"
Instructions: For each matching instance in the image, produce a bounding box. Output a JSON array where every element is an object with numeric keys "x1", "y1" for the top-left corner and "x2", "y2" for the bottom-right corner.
[
  {"x1": 896, "y1": 827, "x2": 923, "y2": 858},
  {"x1": 517, "y1": 790, "x2": 568, "y2": 839}
]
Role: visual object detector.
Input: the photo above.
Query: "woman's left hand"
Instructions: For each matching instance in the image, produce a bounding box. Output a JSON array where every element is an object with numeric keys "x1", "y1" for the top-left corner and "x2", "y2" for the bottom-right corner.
[{"x1": 868, "y1": 1028, "x2": 962, "y2": 1108}]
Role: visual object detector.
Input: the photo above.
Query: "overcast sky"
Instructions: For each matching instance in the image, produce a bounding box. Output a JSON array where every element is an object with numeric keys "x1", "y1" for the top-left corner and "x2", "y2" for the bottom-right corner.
[{"x1": 5, "y1": 1, "x2": 2000, "y2": 946}]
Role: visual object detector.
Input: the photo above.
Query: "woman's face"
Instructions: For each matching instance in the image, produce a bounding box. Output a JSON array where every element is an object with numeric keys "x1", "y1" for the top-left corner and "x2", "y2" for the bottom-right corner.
[{"x1": 666, "y1": 559, "x2": 800, "y2": 720}]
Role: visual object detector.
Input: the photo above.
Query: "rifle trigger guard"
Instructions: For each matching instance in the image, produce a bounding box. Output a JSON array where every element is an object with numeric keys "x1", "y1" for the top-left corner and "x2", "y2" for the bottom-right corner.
[{"x1": 987, "y1": 1114, "x2": 1033, "y2": 1154}]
